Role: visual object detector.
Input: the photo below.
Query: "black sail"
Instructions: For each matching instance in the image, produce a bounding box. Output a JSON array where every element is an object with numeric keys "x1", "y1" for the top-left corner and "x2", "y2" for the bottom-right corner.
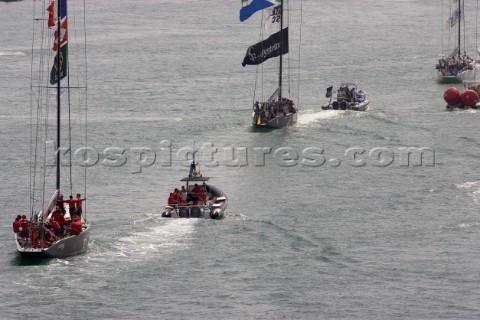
[{"x1": 242, "y1": 27, "x2": 288, "y2": 67}]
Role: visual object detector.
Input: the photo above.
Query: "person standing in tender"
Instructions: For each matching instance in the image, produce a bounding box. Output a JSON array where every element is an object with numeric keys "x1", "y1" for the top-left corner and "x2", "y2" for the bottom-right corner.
[
  {"x1": 173, "y1": 188, "x2": 181, "y2": 205},
  {"x1": 180, "y1": 186, "x2": 188, "y2": 205},
  {"x1": 75, "y1": 193, "x2": 85, "y2": 217},
  {"x1": 167, "y1": 193, "x2": 176, "y2": 207},
  {"x1": 191, "y1": 183, "x2": 202, "y2": 194},
  {"x1": 191, "y1": 184, "x2": 203, "y2": 205}
]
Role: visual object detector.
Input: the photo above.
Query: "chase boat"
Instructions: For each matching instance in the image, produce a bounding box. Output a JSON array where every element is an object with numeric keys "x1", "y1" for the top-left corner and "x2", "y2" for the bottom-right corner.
[
  {"x1": 322, "y1": 83, "x2": 369, "y2": 111},
  {"x1": 161, "y1": 152, "x2": 227, "y2": 219}
]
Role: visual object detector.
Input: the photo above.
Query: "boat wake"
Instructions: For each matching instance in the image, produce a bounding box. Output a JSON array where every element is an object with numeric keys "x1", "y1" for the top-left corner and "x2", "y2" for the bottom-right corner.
[
  {"x1": 0, "y1": 51, "x2": 26, "y2": 56},
  {"x1": 456, "y1": 181, "x2": 480, "y2": 204},
  {"x1": 297, "y1": 109, "x2": 343, "y2": 125},
  {"x1": 111, "y1": 215, "x2": 199, "y2": 259},
  {"x1": 440, "y1": 220, "x2": 480, "y2": 232},
  {"x1": 224, "y1": 211, "x2": 250, "y2": 220}
]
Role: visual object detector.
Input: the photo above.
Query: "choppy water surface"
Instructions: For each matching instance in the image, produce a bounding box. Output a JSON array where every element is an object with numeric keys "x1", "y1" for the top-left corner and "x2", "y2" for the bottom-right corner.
[{"x1": 0, "y1": 0, "x2": 479, "y2": 319}]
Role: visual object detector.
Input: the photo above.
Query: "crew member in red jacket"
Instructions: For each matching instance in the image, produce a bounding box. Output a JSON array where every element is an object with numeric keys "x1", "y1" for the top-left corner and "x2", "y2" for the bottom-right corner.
[
  {"x1": 13, "y1": 215, "x2": 21, "y2": 233},
  {"x1": 168, "y1": 193, "x2": 176, "y2": 207},
  {"x1": 173, "y1": 188, "x2": 181, "y2": 203},
  {"x1": 191, "y1": 184, "x2": 202, "y2": 194},
  {"x1": 197, "y1": 190, "x2": 207, "y2": 204},
  {"x1": 43, "y1": 222, "x2": 57, "y2": 246},
  {"x1": 58, "y1": 194, "x2": 65, "y2": 213},
  {"x1": 51, "y1": 206, "x2": 65, "y2": 225},
  {"x1": 66, "y1": 195, "x2": 77, "y2": 216},
  {"x1": 191, "y1": 184, "x2": 203, "y2": 205},
  {"x1": 75, "y1": 193, "x2": 85, "y2": 217},
  {"x1": 50, "y1": 219, "x2": 61, "y2": 237},
  {"x1": 19, "y1": 214, "x2": 30, "y2": 238},
  {"x1": 70, "y1": 215, "x2": 83, "y2": 235}
]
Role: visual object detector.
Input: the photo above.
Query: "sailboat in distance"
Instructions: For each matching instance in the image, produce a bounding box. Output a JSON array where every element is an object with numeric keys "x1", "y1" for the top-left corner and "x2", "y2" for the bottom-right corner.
[
  {"x1": 13, "y1": 0, "x2": 90, "y2": 258},
  {"x1": 436, "y1": 0, "x2": 476, "y2": 82},
  {"x1": 240, "y1": 0, "x2": 299, "y2": 129}
]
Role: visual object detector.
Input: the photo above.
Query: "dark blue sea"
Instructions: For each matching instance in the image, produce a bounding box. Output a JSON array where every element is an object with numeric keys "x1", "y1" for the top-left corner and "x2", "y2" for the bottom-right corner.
[{"x1": 1, "y1": 0, "x2": 480, "y2": 319}]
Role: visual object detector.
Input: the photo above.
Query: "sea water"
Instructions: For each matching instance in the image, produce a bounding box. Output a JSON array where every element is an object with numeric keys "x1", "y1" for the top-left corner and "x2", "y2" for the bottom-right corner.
[{"x1": 0, "y1": 0, "x2": 479, "y2": 319}]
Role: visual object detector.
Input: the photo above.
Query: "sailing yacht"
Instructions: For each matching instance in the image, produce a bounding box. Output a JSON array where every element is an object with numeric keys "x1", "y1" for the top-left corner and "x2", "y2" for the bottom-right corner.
[
  {"x1": 14, "y1": 0, "x2": 90, "y2": 258},
  {"x1": 240, "y1": 0, "x2": 299, "y2": 129},
  {"x1": 436, "y1": 0, "x2": 476, "y2": 82}
]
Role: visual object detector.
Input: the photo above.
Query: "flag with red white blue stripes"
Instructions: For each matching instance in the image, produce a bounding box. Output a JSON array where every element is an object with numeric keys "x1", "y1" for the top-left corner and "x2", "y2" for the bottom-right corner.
[{"x1": 48, "y1": 0, "x2": 68, "y2": 85}]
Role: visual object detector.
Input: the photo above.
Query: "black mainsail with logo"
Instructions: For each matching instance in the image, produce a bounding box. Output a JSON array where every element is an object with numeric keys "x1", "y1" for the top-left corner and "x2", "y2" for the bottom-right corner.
[{"x1": 242, "y1": 27, "x2": 289, "y2": 67}]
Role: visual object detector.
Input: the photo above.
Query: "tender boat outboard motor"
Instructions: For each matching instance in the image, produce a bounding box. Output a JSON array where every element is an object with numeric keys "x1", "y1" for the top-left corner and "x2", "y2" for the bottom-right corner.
[
  {"x1": 209, "y1": 203, "x2": 222, "y2": 219},
  {"x1": 209, "y1": 209, "x2": 219, "y2": 219},
  {"x1": 161, "y1": 206, "x2": 173, "y2": 217}
]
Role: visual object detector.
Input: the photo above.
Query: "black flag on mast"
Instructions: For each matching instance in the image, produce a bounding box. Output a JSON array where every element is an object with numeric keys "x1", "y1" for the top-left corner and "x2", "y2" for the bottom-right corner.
[
  {"x1": 242, "y1": 27, "x2": 289, "y2": 67},
  {"x1": 325, "y1": 86, "x2": 333, "y2": 98},
  {"x1": 50, "y1": 45, "x2": 68, "y2": 85}
]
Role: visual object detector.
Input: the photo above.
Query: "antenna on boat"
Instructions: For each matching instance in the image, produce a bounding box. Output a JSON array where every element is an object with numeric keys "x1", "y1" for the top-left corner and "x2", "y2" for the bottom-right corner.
[{"x1": 188, "y1": 142, "x2": 198, "y2": 178}]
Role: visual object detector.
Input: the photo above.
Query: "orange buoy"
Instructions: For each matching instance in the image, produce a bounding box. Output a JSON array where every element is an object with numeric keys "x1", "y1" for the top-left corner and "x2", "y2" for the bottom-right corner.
[
  {"x1": 461, "y1": 89, "x2": 479, "y2": 107},
  {"x1": 443, "y1": 87, "x2": 461, "y2": 105}
]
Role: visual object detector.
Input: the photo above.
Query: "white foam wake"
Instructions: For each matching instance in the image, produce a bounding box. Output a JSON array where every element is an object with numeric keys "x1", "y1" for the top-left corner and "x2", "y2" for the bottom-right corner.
[
  {"x1": 456, "y1": 181, "x2": 480, "y2": 203},
  {"x1": 114, "y1": 216, "x2": 198, "y2": 259},
  {"x1": 297, "y1": 109, "x2": 343, "y2": 125},
  {"x1": 0, "y1": 51, "x2": 26, "y2": 56}
]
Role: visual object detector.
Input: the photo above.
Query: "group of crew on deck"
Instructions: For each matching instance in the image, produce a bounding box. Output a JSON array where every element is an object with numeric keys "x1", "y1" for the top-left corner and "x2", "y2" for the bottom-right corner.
[
  {"x1": 436, "y1": 53, "x2": 475, "y2": 76},
  {"x1": 13, "y1": 193, "x2": 85, "y2": 248},
  {"x1": 167, "y1": 184, "x2": 207, "y2": 207},
  {"x1": 253, "y1": 98, "x2": 297, "y2": 124}
]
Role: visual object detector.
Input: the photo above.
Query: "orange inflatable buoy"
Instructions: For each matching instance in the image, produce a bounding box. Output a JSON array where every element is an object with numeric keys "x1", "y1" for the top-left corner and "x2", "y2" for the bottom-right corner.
[
  {"x1": 461, "y1": 89, "x2": 479, "y2": 107},
  {"x1": 443, "y1": 87, "x2": 461, "y2": 105}
]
